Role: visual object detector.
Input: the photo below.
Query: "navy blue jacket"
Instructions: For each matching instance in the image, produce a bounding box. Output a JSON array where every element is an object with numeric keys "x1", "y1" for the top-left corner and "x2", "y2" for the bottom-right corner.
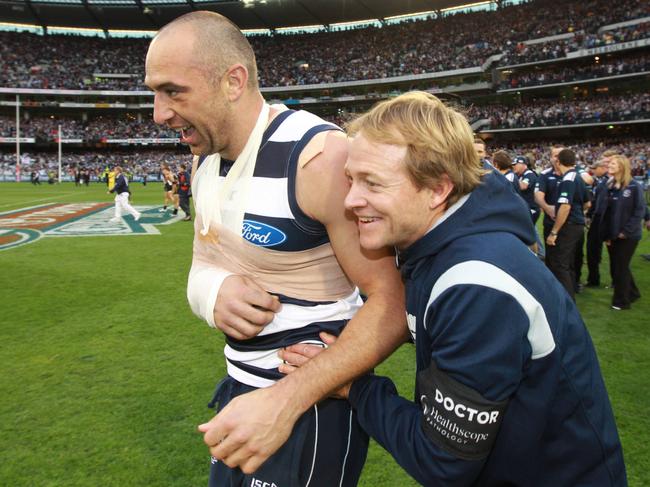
[
  {"x1": 348, "y1": 170, "x2": 626, "y2": 486},
  {"x1": 598, "y1": 179, "x2": 645, "y2": 241},
  {"x1": 519, "y1": 168, "x2": 539, "y2": 211},
  {"x1": 110, "y1": 174, "x2": 130, "y2": 195},
  {"x1": 587, "y1": 175, "x2": 609, "y2": 219}
]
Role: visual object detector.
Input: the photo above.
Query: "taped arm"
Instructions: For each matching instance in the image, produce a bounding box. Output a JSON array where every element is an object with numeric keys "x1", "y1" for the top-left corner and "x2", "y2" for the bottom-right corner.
[
  {"x1": 186, "y1": 154, "x2": 234, "y2": 327},
  {"x1": 349, "y1": 285, "x2": 530, "y2": 486},
  {"x1": 187, "y1": 257, "x2": 233, "y2": 328}
]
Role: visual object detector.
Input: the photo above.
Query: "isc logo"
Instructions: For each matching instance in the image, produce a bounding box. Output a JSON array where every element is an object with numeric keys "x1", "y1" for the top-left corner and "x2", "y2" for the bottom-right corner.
[{"x1": 251, "y1": 479, "x2": 278, "y2": 487}]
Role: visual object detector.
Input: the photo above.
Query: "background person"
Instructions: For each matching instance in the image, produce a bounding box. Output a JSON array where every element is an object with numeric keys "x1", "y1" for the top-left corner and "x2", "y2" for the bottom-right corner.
[
  {"x1": 598, "y1": 155, "x2": 645, "y2": 309},
  {"x1": 177, "y1": 163, "x2": 192, "y2": 221},
  {"x1": 107, "y1": 166, "x2": 141, "y2": 223},
  {"x1": 545, "y1": 148, "x2": 588, "y2": 300},
  {"x1": 585, "y1": 152, "x2": 614, "y2": 287},
  {"x1": 492, "y1": 150, "x2": 521, "y2": 196}
]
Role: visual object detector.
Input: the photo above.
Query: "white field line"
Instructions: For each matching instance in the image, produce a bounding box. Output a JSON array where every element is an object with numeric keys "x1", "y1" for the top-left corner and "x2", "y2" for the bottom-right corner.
[{"x1": 0, "y1": 192, "x2": 82, "y2": 210}]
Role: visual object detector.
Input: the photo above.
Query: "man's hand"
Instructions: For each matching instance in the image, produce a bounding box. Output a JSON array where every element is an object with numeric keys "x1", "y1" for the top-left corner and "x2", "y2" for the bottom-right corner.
[
  {"x1": 278, "y1": 333, "x2": 352, "y2": 399},
  {"x1": 198, "y1": 386, "x2": 301, "y2": 474},
  {"x1": 546, "y1": 233, "x2": 558, "y2": 246},
  {"x1": 214, "y1": 275, "x2": 281, "y2": 340}
]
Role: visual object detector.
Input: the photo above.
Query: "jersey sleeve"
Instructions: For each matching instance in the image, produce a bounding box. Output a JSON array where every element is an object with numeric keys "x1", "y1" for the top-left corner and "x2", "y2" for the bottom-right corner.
[
  {"x1": 349, "y1": 284, "x2": 532, "y2": 486},
  {"x1": 556, "y1": 177, "x2": 575, "y2": 205}
]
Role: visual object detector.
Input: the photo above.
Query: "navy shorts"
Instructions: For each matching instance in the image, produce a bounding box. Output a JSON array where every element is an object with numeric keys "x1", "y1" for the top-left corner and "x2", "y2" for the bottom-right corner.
[{"x1": 207, "y1": 377, "x2": 369, "y2": 487}]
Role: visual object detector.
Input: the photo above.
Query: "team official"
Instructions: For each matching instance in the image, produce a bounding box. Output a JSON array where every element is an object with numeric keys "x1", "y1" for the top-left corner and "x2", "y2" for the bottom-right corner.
[
  {"x1": 598, "y1": 155, "x2": 645, "y2": 309},
  {"x1": 585, "y1": 152, "x2": 614, "y2": 287},
  {"x1": 545, "y1": 149, "x2": 587, "y2": 300}
]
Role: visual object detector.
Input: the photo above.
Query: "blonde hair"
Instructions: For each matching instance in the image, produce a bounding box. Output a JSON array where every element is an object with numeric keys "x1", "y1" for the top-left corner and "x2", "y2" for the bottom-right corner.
[
  {"x1": 347, "y1": 91, "x2": 484, "y2": 206},
  {"x1": 610, "y1": 154, "x2": 632, "y2": 187}
]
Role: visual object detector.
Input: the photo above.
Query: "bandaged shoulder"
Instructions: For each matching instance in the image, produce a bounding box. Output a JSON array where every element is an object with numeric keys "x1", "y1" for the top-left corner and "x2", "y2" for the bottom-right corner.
[{"x1": 418, "y1": 360, "x2": 508, "y2": 461}]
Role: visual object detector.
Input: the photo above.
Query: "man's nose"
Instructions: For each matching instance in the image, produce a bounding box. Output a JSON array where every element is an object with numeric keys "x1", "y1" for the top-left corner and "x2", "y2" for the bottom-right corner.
[{"x1": 153, "y1": 93, "x2": 173, "y2": 125}]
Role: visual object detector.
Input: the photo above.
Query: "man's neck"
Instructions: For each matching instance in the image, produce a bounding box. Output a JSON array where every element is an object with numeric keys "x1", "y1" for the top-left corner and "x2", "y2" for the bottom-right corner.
[{"x1": 221, "y1": 93, "x2": 265, "y2": 161}]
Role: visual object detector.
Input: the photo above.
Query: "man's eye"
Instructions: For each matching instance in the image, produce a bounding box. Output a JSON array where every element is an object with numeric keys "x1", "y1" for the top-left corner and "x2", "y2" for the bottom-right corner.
[{"x1": 167, "y1": 90, "x2": 178, "y2": 97}]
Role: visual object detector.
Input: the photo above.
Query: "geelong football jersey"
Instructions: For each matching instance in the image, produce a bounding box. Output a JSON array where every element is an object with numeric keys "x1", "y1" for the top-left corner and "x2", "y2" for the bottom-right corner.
[{"x1": 194, "y1": 109, "x2": 362, "y2": 388}]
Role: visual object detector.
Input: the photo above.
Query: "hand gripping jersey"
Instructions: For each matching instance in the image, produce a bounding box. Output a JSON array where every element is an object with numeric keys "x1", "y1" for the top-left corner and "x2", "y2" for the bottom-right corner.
[{"x1": 192, "y1": 109, "x2": 362, "y2": 388}]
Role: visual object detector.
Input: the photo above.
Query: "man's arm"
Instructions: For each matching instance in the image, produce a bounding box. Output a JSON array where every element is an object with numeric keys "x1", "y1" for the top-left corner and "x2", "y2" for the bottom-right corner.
[
  {"x1": 519, "y1": 179, "x2": 530, "y2": 191},
  {"x1": 546, "y1": 204, "x2": 570, "y2": 246},
  {"x1": 534, "y1": 187, "x2": 555, "y2": 220},
  {"x1": 199, "y1": 131, "x2": 408, "y2": 473}
]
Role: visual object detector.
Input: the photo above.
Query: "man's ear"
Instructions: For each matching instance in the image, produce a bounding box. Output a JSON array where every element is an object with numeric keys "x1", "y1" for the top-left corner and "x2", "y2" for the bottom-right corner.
[
  {"x1": 429, "y1": 174, "x2": 454, "y2": 210},
  {"x1": 222, "y1": 64, "x2": 249, "y2": 102}
]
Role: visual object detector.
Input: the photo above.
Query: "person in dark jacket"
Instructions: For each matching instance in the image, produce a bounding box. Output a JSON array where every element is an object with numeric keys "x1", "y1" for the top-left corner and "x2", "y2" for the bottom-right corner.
[
  {"x1": 545, "y1": 148, "x2": 588, "y2": 300},
  {"x1": 492, "y1": 150, "x2": 521, "y2": 196},
  {"x1": 598, "y1": 155, "x2": 645, "y2": 310},
  {"x1": 177, "y1": 163, "x2": 192, "y2": 221},
  {"x1": 108, "y1": 166, "x2": 141, "y2": 223},
  {"x1": 283, "y1": 92, "x2": 626, "y2": 487},
  {"x1": 585, "y1": 153, "x2": 614, "y2": 286}
]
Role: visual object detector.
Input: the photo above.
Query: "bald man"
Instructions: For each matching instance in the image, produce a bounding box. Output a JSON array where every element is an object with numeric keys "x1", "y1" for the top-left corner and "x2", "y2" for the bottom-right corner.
[{"x1": 145, "y1": 11, "x2": 406, "y2": 487}]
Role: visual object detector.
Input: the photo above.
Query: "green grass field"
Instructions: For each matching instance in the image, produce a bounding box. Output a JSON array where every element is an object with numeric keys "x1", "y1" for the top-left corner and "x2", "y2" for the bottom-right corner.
[{"x1": 0, "y1": 182, "x2": 648, "y2": 486}]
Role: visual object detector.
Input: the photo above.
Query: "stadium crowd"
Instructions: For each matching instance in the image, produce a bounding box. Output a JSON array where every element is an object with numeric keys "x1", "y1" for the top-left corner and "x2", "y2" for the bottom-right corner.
[
  {"x1": 499, "y1": 52, "x2": 650, "y2": 89},
  {"x1": 3, "y1": 90, "x2": 647, "y2": 142},
  {"x1": 0, "y1": 115, "x2": 177, "y2": 140},
  {"x1": 469, "y1": 92, "x2": 650, "y2": 129},
  {"x1": 0, "y1": 0, "x2": 647, "y2": 90},
  {"x1": 500, "y1": 21, "x2": 650, "y2": 66}
]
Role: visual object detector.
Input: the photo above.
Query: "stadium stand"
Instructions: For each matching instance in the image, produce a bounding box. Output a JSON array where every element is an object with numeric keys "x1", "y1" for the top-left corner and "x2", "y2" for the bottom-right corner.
[{"x1": 0, "y1": 0, "x2": 647, "y2": 182}]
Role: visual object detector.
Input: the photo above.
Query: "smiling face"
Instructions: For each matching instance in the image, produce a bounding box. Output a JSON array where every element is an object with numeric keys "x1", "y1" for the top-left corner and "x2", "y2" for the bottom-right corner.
[
  {"x1": 344, "y1": 133, "x2": 445, "y2": 251},
  {"x1": 145, "y1": 25, "x2": 231, "y2": 156},
  {"x1": 608, "y1": 158, "x2": 621, "y2": 179}
]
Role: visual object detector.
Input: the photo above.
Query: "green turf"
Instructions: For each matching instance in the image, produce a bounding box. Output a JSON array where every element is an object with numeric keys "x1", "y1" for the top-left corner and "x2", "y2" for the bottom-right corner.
[{"x1": 0, "y1": 182, "x2": 647, "y2": 486}]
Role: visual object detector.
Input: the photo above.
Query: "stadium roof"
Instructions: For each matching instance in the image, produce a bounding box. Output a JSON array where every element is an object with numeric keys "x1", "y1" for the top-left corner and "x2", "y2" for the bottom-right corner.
[{"x1": 0, "y1": 0, "x2": 493, "y2": 33}]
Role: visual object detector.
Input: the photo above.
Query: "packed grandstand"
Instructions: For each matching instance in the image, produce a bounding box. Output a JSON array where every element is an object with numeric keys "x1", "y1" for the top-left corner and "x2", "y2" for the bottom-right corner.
[{"x1": 0, "y1": 0, "x2": 648, "y2": 183}]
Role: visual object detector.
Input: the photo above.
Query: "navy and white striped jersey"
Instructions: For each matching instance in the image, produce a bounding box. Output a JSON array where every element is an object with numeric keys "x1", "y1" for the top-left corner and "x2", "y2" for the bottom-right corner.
[{"x1": 194, "y1": 108, "x2": 362, "y2": 387}]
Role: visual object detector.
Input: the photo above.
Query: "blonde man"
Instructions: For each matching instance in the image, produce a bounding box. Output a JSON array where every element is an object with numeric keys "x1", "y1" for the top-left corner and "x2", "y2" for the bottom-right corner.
[{"x1": 287, "y1": 92, "x2": 625, "y2": 486}]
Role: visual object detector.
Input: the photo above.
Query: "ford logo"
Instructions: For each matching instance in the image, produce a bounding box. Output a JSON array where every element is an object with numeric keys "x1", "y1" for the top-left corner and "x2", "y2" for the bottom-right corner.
[{"x1": 242, "y1": 220, "x2": 287, "y2": 247}]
